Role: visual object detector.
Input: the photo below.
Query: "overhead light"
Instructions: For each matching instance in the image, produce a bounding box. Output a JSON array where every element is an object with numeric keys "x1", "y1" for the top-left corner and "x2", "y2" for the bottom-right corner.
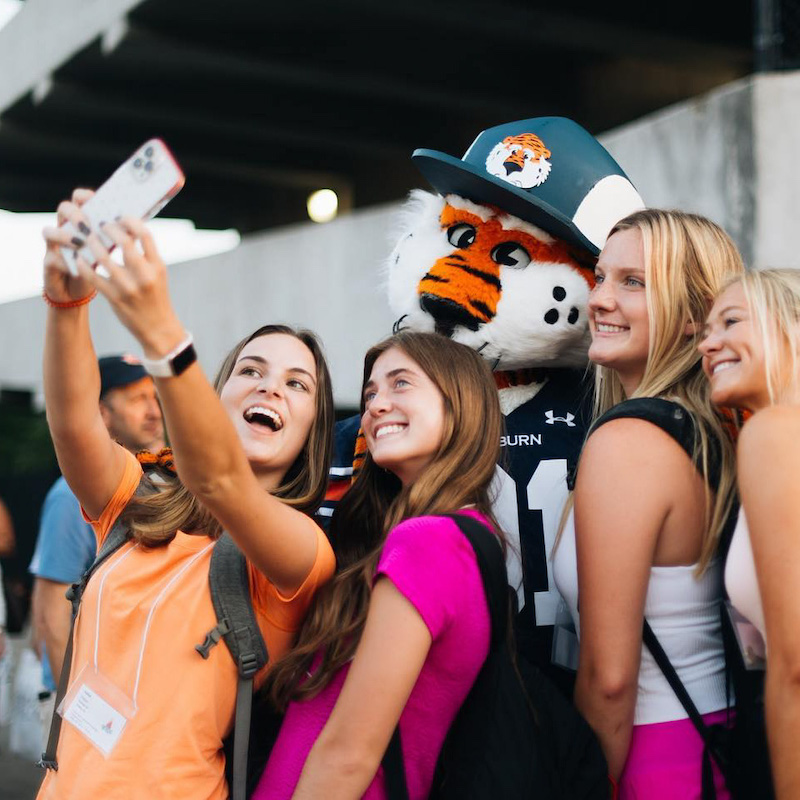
[{"x1": 307, "y1": 189, "x2": 338, "y2": 224}]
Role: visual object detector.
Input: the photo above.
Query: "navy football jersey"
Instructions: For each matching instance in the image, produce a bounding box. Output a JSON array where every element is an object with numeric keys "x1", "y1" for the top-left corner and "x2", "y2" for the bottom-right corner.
[{"x1": 494, "y1": 369, "x2": 592, "y2": 684}]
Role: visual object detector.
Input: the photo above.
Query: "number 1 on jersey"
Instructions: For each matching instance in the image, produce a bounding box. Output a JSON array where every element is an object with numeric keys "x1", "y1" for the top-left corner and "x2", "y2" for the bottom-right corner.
[{"x1": 493, "y1": 459, "x2": 569, "y2": 626}]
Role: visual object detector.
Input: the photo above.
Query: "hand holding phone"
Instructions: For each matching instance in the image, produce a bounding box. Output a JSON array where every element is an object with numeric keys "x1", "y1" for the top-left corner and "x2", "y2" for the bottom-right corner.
[{"x1": 59, "y1": 139, "x2": 185, "y2": 276}]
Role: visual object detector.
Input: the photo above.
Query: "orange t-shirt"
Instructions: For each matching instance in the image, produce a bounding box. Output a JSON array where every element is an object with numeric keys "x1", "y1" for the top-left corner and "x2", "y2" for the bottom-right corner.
[{"x1": 38, "y1": 451, "x2": 335, "y2": 800}]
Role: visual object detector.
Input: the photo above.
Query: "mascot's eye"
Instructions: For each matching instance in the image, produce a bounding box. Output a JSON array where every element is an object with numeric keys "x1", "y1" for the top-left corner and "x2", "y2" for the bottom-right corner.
[
  {"x1": 446, "y1": 224, "x2": 476, "y2": 249},
  {"x1": 491, "y1": 242, "x2": 531, "y2": 268}
]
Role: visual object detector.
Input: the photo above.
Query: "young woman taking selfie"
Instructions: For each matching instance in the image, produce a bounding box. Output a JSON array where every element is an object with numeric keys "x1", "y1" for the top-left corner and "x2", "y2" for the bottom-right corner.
[{"x1": 37, "y1": 190, "x2": 335, "y2": 799}]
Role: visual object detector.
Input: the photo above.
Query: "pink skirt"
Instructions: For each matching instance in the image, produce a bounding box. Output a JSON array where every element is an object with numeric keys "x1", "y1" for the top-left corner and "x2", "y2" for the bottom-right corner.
[{"x1": 618, "y1": 709, "x2": 732, "y2": 800}]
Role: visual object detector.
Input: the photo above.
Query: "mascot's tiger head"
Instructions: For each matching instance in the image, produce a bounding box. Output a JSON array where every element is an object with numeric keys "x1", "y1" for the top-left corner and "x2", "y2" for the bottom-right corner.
[
  {"x1": 388, "y1": 117, "x2": 645, "y2": 372},
  {"x1": 388, "y1": 190, "x2": 595, "y2": 370}
]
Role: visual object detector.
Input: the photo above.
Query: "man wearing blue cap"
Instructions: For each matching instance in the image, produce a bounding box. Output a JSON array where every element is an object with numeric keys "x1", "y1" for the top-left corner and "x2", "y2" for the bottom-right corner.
[{"x1": 29, "y1": 354, "x2": 164, "y2": 743}]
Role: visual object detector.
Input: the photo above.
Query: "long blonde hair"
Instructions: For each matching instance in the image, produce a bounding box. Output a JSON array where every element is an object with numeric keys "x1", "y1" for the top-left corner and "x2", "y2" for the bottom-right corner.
[
  {"x1": 122, "y1": 325, "x2": 334, "y2": 547},
  {"x1": 724, "y1": 268, "x2": 800, "y2": 404},
  {"x1": 266, "y1": 331, "x2": 504, "y2": 709},
  {"x1": 592, "y1": 210, "x2": 744, "y2": 572}
]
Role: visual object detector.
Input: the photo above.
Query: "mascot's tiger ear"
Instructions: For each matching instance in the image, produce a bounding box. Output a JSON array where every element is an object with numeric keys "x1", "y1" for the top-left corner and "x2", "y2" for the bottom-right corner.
[{"x1": 412, "y1": 116, "x2": 644, "y2": 258}]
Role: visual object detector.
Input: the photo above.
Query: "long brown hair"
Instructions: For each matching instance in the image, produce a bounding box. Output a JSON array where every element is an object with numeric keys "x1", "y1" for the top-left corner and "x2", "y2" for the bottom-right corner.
[
  {"x1": 122, "y1": 325, "x2": 334, "y2": 546},
  {"x1": 593, "y1": 209, "x2": 743, "y2": 572},
  {"x1": 267, "y1": 331, "x2": 504, "y2": 709}
]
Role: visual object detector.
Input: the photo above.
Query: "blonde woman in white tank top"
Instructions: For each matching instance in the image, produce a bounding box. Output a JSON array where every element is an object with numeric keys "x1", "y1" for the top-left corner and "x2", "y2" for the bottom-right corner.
[
  {"x1": 700, "y1": 269, "x2": 800, "y2": 800},
  {"x1": 554, "y1": 210, "x2": 742, "y2": 799}
]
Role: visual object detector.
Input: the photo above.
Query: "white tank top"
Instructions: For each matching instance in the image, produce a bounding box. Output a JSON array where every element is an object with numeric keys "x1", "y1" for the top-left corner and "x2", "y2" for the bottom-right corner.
[
  {"x1": 725, "y1": 509, "x2": 768, "y2": 651},
  {"x1": 553, "y1": 509, "x2": 729, "y2": 725}
]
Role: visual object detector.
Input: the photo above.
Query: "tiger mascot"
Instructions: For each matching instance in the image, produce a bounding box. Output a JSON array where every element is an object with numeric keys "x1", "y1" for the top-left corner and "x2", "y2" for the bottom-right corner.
[{"x1": 325, "y1": 117, "x2": 644, "y2": 689}]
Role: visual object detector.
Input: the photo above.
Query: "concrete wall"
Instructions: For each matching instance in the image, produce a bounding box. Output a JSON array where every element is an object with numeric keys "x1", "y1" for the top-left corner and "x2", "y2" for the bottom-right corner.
[
  {"x1": 2, "y1": 71, "x2": 799, "y2": 406},
  {"x1": 601, "y1": 69, "x2": 800, "y2": 271},
  {"x1": 600, "y1": 77, "x2": 757, "y2": 266},
  {"x1": 752, "y1": 71, "x2": 800, "y2": 269}
]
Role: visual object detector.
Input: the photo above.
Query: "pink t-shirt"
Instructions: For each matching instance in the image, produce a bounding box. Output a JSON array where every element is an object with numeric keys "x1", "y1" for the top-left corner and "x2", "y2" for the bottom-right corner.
[{"x1": 253, "y1": 510, "x2": 493, "y2": 799}]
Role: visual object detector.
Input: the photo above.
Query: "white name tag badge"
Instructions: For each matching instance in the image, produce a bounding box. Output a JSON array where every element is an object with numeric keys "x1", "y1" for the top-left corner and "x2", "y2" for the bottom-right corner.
[{"x1": 58, "y1": 664, "x2": 136, "y2": 757}]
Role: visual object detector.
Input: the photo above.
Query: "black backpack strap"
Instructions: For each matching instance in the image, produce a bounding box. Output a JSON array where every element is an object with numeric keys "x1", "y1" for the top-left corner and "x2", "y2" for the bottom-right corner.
[
  {"x1": 569, "y1": 398, "x2": 702, "y2": 491},
  {"x1": 593, "y1": 398, "x2": 698, "y2": 459},
  {"x1": 642, "y1": 620, "x2": 726, "y2": 799},
  {"x1": 383, "y1": 726, "x2": 410, "y2": 800},
  {"x1": 198, "y1": 533, "x2": 269, "y2": 800},
  {"x1": 446, "y1": 513, "x2": 509, "y2": 647},
  {"x1": 642, "y1": 620, "x2": 709, "y2": 735},
  {"x1": 37, "y1": 501, "x2": 134, "y2": 771},
  {"x1": 381, "y1": 513, "x2": 507, "y2": 800}
]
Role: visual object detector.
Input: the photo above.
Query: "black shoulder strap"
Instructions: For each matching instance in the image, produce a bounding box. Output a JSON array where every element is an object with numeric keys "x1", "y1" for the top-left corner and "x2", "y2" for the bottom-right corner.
[
  {"x1": 383, "y1": 726, "x2": 410, "y2": 800},
  {"x1": 592, "y1": 398, "x2": 697, "y2": 460},
  {"x1": 37, "y1": 485, "x2": 141, "y2": 771},
  {"x1": 642, "y1": 620, "x2": 724, "y2": 799},
  {"x1": 446, "y1": 513, "x2": 508, "y2": 648},
  {"x1": 197, "y1": 533, "x2": 269, "y2": 800},
  {"x1": 642, "y1": 620, "x2": 708, "y2": 735},
  {"x1": 569, "y1": 398, "x2": 699, "y2": 491},
  {"x1": 382, "y1": 513, "x2": 507, "y2": 800}
]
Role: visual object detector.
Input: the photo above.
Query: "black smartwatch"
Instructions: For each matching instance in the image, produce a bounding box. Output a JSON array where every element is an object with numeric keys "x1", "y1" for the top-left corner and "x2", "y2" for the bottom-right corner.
[{"x1": 141, "y1": 333, "x2": 197, "y2": 378}]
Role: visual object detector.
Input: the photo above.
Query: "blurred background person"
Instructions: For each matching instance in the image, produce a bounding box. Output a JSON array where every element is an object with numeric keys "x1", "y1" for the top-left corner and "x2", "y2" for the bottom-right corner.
[{"x1": 28, "y1": 354, "x2": 164, "y2": 745}]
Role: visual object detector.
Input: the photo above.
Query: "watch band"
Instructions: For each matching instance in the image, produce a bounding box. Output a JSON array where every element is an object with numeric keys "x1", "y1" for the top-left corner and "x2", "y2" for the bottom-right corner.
[{"x1": 142, "y1": 332, "x2": 197, "y2": 378}]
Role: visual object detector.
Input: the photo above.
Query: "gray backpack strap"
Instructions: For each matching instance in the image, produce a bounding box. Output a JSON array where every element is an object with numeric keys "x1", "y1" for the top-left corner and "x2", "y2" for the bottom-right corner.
[
  {"x1": 196, "y1": 533, "x2": 269, "y2": 800},
  {"x1": 38, "y1": 491, "x2": 138, "y2": 771}
]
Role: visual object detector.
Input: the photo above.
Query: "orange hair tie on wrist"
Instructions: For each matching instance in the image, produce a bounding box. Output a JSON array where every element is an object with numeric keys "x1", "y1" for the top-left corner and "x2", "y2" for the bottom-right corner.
[
  {"x1": 137, "y1": 448, "x2": 177, "y2": 476},
  {"x1": 42, "y1": 289, "x2": 97, "y2": 309}
]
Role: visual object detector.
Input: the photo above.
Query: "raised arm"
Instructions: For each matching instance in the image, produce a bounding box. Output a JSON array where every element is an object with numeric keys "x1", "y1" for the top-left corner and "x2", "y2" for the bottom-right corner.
[
  {"x1": 42, "y1": 192, "x2": 131, "y2": 519},
  {"x1": 738, "y1": 406, "x2": 800, "y2": 800},
  {"x1": 573, "y1": 419, "x2": 684, "y2": 779},
  {"x1": 73, "y1": 217, "x2": 320, "y2": 594},
  {"x1": 292, "y1": 577, "x2": 432, "y2": 798}
]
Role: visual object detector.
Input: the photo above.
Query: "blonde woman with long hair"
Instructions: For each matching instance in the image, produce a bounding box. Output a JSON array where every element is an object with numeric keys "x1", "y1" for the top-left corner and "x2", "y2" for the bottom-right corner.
[
  {"x1": 552, "y1": 209, "x2": 743, "y2": 798},
  {"x1": 250, "y1": 331, "x2": 505, "y2": 799},
  {"x1": 701, "y1": 268, "x2": 800, "y2": 799},
  {"x1": 37, "y1": 190, "x2": 335, "y2": 799}
]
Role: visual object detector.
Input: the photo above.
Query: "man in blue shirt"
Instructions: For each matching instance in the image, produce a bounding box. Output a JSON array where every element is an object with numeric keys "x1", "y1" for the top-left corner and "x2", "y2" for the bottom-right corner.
[{"x1": 29, "y1": 354, "x2": 164, "y2": 738}]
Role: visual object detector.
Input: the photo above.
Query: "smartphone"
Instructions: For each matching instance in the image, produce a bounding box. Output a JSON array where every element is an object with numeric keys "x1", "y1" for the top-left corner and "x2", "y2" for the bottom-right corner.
[{"x1": 60, "y1": 138, "x2": 185, "y2": 276}]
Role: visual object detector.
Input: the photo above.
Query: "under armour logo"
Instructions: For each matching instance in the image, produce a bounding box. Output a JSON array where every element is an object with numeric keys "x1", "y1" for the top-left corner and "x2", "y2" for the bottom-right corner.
[{"x1": 545, "y1": 410, "x2": 576, "y2": 427}]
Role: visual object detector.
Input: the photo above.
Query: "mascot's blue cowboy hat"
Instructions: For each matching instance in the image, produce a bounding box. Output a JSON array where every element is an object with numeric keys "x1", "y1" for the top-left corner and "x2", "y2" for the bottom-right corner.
[{"x1": 412, "y1": 116, "x2": 644, "y2": 257}]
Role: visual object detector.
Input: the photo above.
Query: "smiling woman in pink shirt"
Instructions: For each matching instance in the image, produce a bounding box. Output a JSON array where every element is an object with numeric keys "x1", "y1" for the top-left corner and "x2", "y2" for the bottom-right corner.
[{"x1": 254, "y1": 331, "x2": 505, "y2": 799}]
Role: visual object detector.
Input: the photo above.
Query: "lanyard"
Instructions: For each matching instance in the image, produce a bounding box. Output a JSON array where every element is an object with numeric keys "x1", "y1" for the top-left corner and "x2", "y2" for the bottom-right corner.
[{"x1": 92, "y1": 539, "x2": 215, "y2": 710}]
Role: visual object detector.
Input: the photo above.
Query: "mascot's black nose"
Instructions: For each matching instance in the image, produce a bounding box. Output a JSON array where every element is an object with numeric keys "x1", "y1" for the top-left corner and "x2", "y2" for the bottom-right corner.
[
  {"x1": 420, "y1": 293, "x2": 481, "y2": 337},
  {"x1": 504, "y1": 160, "x2": 522, "y2": 175}
]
